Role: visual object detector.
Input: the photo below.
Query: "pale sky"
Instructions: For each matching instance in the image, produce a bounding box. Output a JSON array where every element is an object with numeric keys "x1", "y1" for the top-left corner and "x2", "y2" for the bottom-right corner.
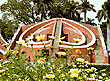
[
  {"x1": 84, "y1": 0, "x2": 107, "y2": 25},
  {"x1": 0, "y1": 0, "x2": 7, "y2": 18},
  {"x1": 0, "y1": 0, "x2": 107, "y2": 24}
]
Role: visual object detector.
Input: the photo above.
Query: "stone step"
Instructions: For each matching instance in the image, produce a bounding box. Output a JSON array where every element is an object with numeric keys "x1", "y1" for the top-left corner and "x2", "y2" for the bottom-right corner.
[
  {"x1": 94, "y1": 39, "x2": 104, "y2": 63},
  {"x1": 53, "y1": 21, "x2": 60, "y2": 52}
]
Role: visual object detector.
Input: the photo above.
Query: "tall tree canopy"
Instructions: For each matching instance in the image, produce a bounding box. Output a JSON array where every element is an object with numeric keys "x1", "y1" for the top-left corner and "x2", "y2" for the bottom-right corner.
[
  {"x1": 48, "y1": 0, "x2": 82, "y2": 21},
  {"x1": 0, "y1": 0, "x2": 53, "y2": 40},
  {"x1": 0, "y1": 0, "x2": 49, "y2": 25},
  {"x1": 79, "y1": 0, "x2": 96, "y2": 22},
  {"x1": 0, "y1": 0, "x2": 83, "y2": 25},
  {"x1": 96, "y1": 1, "x2": 110, "y2": 51},
  {"x1": 96, "y1": 1, "x2": 110, "y2": 22},
  {"x1": 0, "y1": 0, "x2": 96, "y2": 41},
  {"x1": 0, "y1": 19, "x2": 18, "y2": 41}
]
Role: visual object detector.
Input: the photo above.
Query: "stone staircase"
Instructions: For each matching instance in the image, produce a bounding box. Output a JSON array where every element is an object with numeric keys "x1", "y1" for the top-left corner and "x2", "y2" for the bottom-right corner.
[
  {"x1": 53, "y1": 21, "x2": 60, "y2": 52},
  {"x1": 94, "y1": 39, "x2": 104, "y2": 63}
]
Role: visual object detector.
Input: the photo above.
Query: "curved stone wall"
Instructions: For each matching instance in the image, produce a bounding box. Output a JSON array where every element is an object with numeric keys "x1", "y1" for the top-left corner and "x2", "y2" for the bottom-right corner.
[{"x1": 0, "y1": 18, "x2": 108, "y2": 63}]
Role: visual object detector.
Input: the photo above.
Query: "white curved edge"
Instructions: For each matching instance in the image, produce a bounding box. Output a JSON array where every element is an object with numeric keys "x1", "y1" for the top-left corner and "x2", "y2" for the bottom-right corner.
[
  {"x1": 0, "y1": 19, "x2": 55, "y2": 55},
  {"x1": 3, "y1": 18, "x2": 56, "y2": 55},
  {"x1": 0, "y1": 49, "x2": 5, "y2": 54},
  {"x1": 19, "y1": 20, "x2": 55, "y2": 41},
  {"x1": 6, "y1": 27, "x2": 22, "y2": 49},
  {"x1": 59, "y1": 45, "x2": 86, "y2": 48},
  {"x1": 33, "y1": 40, "x2": 51, "y2": 44},
  {"x1": 1, "y1": 18, "x2": 56, "y2": 55},
  {"x1": 62, "y1": 41, "x2": 82, "y2": 45},
  {"x1": 0, "y1": 34, "x2": 8, "y2": 54},
  {"x1": 0, "y1": 34, "x2": 8, "y2": 44},
  {"x1": 3, "y1": 27, "x2": 22, "y2": 55},
  {"x1": 26, "y1": 27, "x2": 51, "y2": 40},
  {"x1": 33, "y1": 44, "x2": 51, "y2": 48},
  {"x1": 19, "y1": 21, "x2": 55, "y2": 48},
  {"x1": 52, "y1": 19, "x2": 57, "y2": 36},
  {"x1": 23, "y1": 44, "x2": 51, "y2": 48},
  {"x1": 62, "y1": 21, "x2": 85, "y2": 45},
  {"x1": 23, "y1": 40, "x2": 51, "y2": 47},
  {"x1": 97, "y1": 25, "x2": 108, "y2": 57},
  {"x1": 58, "y1": 18, "x2": 96, "y2": 48},
  {"x1": 32, "y1": 27, "x2": 51, "y2": 36}
]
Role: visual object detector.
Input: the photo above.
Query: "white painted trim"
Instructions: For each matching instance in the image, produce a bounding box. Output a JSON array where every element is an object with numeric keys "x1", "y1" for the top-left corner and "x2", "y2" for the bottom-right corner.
[
  {"x1": 58, "y1": 18, "x2": 96, "y2": 48},
  {"x1": 1, "y1": 18, "x2": 97, "y2": 53},
  {"x1": 19, "y1": 21, "x2": 55, "y2": 41},
  {"x1": 0, "y1": 34, "x2": 8, "y2": 54},
  {"x1": 33, "y1": 44, "x2": 51, "y2": 48},
  {"x1": 4, "y1": 27, "x2": 22, "y2": 55},
  {"x1": 32, "y1": 27, "x2": 51, "y2": 35},
  {"x1": 62, "y1": 21, "x2": 85, "y2": 45},
  {"x1": 19, "y1": 20, "x2": 55, "y2": 48},
  {"x1": 52, "y1": 19, "x2": 56, "y2": 36},
  {"x1": 7, "y1": 27, "x2": 22, "y2": 49},
  {"x1": 23, "y1": 44, "x2": 51, "y2": 48},
  {"x1": 0, "y1": 34, "x2": 8, "y2": 44},
  {"x1": 0, "y1": 49, "x2": 5, "y2": 54},
  {"x1": 22, "y1": 40, "x2": 51, "y2": 48}
]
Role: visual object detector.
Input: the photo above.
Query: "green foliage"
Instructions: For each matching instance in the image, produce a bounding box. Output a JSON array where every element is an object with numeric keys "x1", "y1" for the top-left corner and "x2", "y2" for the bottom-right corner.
[
  {"x1": 85, "y1": 17, "x2": 97, "y2": 26},
  {"x1": 0, "y1": 19, "x2": 18, "y2": 41},
  {"x1": 0, "y1": 0, "x2": 41, "y2": 25},
  {"x1": 0, "y1": 0, "x2": 83, "y2": 24},
  {"x1": 0, "y1": 0, "x2": 97, "y2": 40},
  {"x1": 96, "y1": 1, "x2": 110, "y2": 50},
  {"x1": 79, "y1": 0, "x2": 96, "y2": 22},
  {"x1": 0, "y1": 44, "x2": 110, "y2": 81},
  {"x1": 48, "y1": 0, "x2": 82, "y2": 21},
  {"x1": 100, "y1": 22, "x2": 107, "y2": 39},
  {"x1": 96, "y1": 1, "x2": 110, "y2": 22}
]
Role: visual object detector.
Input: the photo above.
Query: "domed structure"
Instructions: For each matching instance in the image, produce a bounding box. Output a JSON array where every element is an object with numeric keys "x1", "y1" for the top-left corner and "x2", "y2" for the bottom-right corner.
[{"x1": 0, "y1": 18, "x2": 108, "y2": 63}]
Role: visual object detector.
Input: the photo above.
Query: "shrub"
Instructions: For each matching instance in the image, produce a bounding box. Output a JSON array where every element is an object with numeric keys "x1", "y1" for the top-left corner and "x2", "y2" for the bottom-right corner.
[{"x1": 0, "y1": 43, "x2": 110, "y2": 81}]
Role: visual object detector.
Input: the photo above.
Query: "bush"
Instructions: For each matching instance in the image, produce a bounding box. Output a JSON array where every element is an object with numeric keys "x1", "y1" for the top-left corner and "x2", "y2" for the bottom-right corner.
[{"x1": 0, "y1": 43, "x2": 110, "y2": 81}]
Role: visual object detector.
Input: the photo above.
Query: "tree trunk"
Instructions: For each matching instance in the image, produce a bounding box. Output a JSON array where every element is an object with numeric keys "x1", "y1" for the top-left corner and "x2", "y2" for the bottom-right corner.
[
  {"x1": 107, "y1": 20, "x2": 110, "y2": 51},
  {"x1": 107, "y1": 0, "x2": 110, "y2": 51},
  {"x1": 0, "y1": 28, "x2": 1, "y2": 35},
  {"x1": 84, "y1": 10, "x2": 86, "y2": 22},
  {"x1": 77, "y1": 13, "x2": 80, "y2": 22}
]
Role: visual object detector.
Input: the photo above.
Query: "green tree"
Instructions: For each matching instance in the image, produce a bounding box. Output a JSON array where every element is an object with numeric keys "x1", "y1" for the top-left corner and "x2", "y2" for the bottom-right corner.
[
  {"x1": 0, "y1": 0, "x2": 83, "y2": 24},
  {"x1": 0, "y1": 17, "x2": 19, "y2": 41},
  {"x1": 79, "y1": 0, "x2": 96, "y2": 22},
  {"x1": 85, "y1": 17, "x2": 97, "y2": 26},
  {"x1": 0, "y1": 0, "x2": 41, "y2": 25},
  {"x1": 0, "y1": 0, "x2": 82, "y2": 41},
  {"x1": 48, "y1": 0, "x2": 82, "y2": 21},
  {"x1": 100, "y1": 22, "x2": 107, "y2": 42},
  {"x1": 96, "y1": 1, "x2": 110, "y2": 51},
  {"x1": 0, "y1": 0, "x2": 53, "y2": 40}
]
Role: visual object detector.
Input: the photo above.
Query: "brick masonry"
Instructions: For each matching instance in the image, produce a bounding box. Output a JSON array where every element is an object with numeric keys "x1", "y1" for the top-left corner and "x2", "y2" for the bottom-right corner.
[{"x1": 0, "y1": 18, "x2": 108, "y2": 63}]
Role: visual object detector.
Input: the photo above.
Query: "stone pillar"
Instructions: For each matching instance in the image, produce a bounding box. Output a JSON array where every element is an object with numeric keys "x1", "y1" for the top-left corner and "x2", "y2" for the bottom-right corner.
[{"x1": 107, "y1": 0, "x2": 110, "y2": 64}]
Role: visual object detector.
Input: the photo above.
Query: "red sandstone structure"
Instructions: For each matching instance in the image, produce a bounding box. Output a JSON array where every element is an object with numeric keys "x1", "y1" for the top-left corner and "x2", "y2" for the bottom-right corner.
[{"x1": 0, "y1": 18, "x2": 108, "y2": 63}]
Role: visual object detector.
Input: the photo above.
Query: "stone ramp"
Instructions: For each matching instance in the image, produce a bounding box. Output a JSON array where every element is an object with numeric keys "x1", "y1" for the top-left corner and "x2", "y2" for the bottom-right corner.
[
  {"x1": 94, "y1": 39, "x2": 104, "y2": 63},
  {"x1": 53, "y1": 21, "x2": 60, "y2": 52},
  {"x1": 11, "y1": 18, "x2": 107, "y2": 64},
  {"x1": 52, "y1": 20, "x2": 105, "y2": 63}
]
